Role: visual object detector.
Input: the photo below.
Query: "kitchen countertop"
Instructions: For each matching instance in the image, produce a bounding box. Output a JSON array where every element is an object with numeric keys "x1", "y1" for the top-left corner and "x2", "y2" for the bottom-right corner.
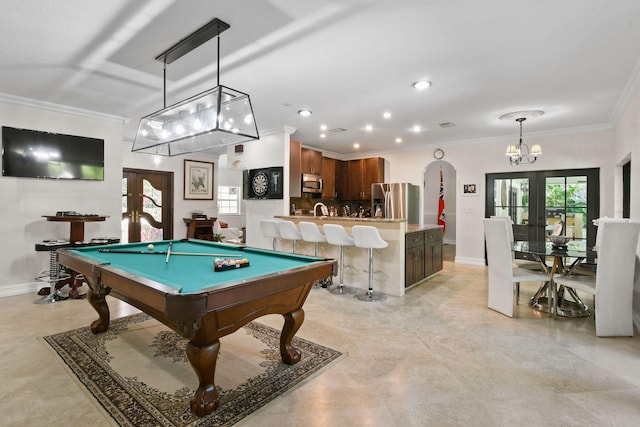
[{"x1": 275, "y1": 215, "x2": 406, "y2": 223}]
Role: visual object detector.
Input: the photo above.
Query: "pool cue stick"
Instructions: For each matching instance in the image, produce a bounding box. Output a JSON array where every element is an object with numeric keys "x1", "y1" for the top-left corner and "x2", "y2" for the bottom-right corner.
[
  {"x1": 165, "y1": 242, "x2": 172, "y2": 263},
  {"x1": 98, "y1": 249, "x2": 241, "y2": 257}
]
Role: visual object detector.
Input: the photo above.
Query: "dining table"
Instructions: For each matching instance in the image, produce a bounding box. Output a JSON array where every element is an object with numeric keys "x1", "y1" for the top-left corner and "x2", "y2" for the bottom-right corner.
[{"x1": 512, "y1": 241, "x2": 597, "y2": 318}]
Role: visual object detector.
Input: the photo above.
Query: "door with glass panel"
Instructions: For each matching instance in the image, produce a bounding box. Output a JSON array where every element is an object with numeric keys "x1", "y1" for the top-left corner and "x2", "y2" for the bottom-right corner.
[
  {"x1": 122, "y1": 169, "x2": 174, "y2": 243},
  {"x1": 486, "y1": 169, "x2": 599, "y2": 248}
]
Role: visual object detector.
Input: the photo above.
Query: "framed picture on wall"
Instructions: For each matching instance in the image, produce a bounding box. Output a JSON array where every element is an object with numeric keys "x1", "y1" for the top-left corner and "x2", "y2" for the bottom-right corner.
[
  {"x1": 184, "y1": 160, "x2": 214, "y2": 200},
  {"x1": 461, "y1": 182, "x2": 480, "y2": 196}
]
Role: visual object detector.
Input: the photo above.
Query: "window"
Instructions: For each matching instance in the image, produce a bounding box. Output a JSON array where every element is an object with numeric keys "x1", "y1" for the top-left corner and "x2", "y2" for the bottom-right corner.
[{"x1": 217, "y1": 186, "x2": 241, "y2": 214}]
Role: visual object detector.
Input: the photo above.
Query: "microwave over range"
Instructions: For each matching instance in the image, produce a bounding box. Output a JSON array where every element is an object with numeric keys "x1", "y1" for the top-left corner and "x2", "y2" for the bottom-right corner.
[{"x1": 302, "y1": 173, "x2": 323, "y2": 196}]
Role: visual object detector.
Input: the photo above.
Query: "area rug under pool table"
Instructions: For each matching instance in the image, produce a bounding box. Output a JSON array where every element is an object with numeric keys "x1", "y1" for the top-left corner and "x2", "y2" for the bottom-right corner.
[{"x1": 43, "y1": 313, "x2": 344, "y2": 426}]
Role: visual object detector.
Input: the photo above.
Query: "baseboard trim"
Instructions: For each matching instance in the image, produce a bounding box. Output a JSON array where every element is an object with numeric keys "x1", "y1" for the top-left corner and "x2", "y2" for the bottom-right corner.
[
  {"x1": 454, "y1": 256, "x2": 486, "y2": 266},
  {"x1": 0, "y1": 282, "x2": 40, "y2": 298}
]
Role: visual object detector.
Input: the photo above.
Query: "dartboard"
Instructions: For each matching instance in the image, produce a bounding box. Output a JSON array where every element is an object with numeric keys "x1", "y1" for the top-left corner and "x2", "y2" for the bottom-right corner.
[{"x1": 251, "y1": 171, "x2": 269, "y2": 197}]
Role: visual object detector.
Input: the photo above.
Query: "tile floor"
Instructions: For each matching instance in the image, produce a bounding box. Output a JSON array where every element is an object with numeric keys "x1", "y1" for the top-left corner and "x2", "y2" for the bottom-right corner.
[{"x1": 2, "y1": 260, "x2": 640, "y2": 426}]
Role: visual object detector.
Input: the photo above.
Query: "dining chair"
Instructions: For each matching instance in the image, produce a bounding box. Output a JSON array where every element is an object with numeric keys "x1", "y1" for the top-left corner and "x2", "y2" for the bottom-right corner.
[
  {"x1": 484, "y1": 218, "x2": 551, "y2": 317},
  {"x1": 553, "y1": 221, "x2": 640, "y2": 336},
  {"x1": 490, "y1": 216, "x2": 541, "y2": 271}
]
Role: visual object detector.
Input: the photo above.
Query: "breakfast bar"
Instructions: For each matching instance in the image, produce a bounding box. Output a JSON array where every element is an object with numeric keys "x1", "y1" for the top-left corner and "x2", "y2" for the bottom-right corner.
[{"x1": 275, "y1": 216, "x2": 443, "y2": 297}]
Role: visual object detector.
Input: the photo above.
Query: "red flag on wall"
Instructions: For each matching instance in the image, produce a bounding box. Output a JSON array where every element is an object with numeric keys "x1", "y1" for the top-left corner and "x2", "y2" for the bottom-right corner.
[{"x1": 438, "y1": 167, "x2": 446, "y2": 233}]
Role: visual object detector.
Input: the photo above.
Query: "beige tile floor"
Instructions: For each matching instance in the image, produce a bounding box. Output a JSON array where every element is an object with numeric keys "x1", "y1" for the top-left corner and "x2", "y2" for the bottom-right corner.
[{"x1": 2, "y1": 260, "x2": 640, "y2": 426}]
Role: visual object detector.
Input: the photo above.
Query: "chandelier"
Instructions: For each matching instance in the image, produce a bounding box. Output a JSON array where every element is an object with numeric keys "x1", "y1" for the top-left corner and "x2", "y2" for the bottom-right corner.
[
  {"x1": 132, "y1": 18, "x2": 259, "y2": 157},
  {"x1": 501, "y1": 111, "x2": 543, "y2": 166}
]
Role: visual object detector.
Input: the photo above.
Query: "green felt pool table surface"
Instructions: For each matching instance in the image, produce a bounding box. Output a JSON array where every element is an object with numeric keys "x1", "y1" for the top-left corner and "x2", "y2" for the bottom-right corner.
[
  {"x1": 57, "y1": 238, "x2": 336, "y2": 416},
  {"x1": 69, "y1": 239, "x2": 322, "y2": 294}
]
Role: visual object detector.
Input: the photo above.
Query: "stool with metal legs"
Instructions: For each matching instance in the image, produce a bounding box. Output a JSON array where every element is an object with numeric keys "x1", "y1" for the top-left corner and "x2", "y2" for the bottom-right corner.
[
  {"x1": 352, "y1": 225, "x2": 388, "y2": 302},
  {"x1": 259, "y1": 219, "x2": 280, "y2": 251},
  {"x1": 34, "y1": 250, "x2": 71, "y2": 304},
  {"x1": 323, "y1": 224, "x2": 357, "y2": 295},
  {"x1": 277, "y1": 220, "x2": 303, "y2": 253},
  {"x1": 299, "y1": 221, "x2": 328, "y2": 288}
]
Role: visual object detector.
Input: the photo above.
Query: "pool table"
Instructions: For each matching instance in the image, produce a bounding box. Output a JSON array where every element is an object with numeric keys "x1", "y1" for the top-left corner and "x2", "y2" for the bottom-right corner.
[{"x1": 56, "y1": 239, "x2": 336, "y2": 416}]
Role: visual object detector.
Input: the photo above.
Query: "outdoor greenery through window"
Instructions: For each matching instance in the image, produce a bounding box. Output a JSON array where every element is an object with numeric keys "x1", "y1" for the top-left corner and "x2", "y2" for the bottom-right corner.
[
  {"x1": 545, "y1": 176, "x2": 587, "y2": 241},
  {"x1": 217, "y1": 186, "x2": 240, "y2": 214}
]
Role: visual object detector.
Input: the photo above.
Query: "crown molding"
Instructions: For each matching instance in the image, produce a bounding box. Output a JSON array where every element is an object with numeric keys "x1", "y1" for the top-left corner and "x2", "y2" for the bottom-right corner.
[{"x1": 0, "y1": 92, "x2": 125, "y2": 123}]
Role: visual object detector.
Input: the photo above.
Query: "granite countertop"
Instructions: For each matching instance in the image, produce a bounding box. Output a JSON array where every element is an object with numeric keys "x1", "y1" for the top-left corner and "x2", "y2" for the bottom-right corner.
[
  {"x1": 275, "y1": 215, "x2": 406, "y2": 223},
  {"x1": 406, "y1": 224, "x2": 444, "y2": 232}
]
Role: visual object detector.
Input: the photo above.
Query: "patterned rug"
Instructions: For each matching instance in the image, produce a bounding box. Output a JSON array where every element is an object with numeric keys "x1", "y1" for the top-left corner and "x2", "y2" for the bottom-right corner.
[{"x1": 44, "y1": 313, "x2": 344, "y2": 426}]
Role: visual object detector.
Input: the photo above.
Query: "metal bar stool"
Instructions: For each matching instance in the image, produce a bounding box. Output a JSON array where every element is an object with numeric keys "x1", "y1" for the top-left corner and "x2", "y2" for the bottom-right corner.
[
  {"x1": 277, "y1": 220, "x2": 303, "y2": 253},
  {"x1": 323, "y1": 224, "x2": 357, "y2": 295},
  {"x1": 352, "y1": 225, "x2": 388, "y2": 302},
  {"x1": 259, "y1": 219, "x2": 280, "y2": 251}
]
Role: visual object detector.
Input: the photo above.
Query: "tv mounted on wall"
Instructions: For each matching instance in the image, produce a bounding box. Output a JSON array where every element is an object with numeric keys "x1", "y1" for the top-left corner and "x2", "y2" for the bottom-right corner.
[{"x1": 1, "y1": 126, "x2": 105, "y2": 180}]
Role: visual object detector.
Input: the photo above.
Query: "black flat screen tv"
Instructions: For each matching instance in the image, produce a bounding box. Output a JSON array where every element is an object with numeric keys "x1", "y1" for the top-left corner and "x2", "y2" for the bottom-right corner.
[{"x1": 2, "y1": 126, "x2": 104, "y2": 180}]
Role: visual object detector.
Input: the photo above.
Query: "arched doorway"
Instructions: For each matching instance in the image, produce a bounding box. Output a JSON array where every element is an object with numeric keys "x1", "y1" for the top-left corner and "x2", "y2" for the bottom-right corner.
[{"x1": 424, "y1": 161, "x2": 456, "y2": 257}]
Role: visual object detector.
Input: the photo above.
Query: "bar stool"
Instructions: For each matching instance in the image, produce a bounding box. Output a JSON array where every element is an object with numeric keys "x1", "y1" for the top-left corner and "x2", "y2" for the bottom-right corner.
[
  {"x1": 352, "y1": 225, "x2": 388, "y2": 302},
  {"x1": 298, "y1": 222, "x2": 326, "y2": 256},
  {"x1": 277, "y1": 220, "x2": 303, "y2": 253},
  {"x1": 260, "y1": 219, "x2": 280, "y2": 251},
  {"x1": 323, "y1": 224, "x2": 357, "y2": 295},
  {"x1": 299, "y1": 221, "x2": 328, "y2": 288}
]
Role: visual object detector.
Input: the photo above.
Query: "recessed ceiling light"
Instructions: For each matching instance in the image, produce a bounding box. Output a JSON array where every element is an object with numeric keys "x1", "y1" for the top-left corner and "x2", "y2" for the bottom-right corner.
[
  {"x1": 395, "y1": 138, "x2": 402, "y2": 143},
  {"x1": 383, "y1": 111, "x2": 392, "y2": 119},
  {"x1": 353, "y1": 143, "x2": 360, "y2": 149},
  {"x1": 412, "y1": 80, "x2": 432, "y2": 90},
  {"x1": 320, "y1": 124, "x2": 327, "y2": 131},
  {"x1": 365, "y1": 124, "x2": 373, "y2": 132},
  {"x1": 320, "y1": 133, "x2": 326, "y2": 138},
  {"x1": 298, "y1": 109, "x2": 312, "y2": 117},
  {"x1": 412, "y1": 125, "x2": 422, "y2": 133}
]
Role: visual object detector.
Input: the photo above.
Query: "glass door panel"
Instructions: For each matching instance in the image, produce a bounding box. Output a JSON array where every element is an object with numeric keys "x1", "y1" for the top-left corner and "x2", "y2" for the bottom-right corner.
[
  {"x1": 545, "y1": 175, "x2": 587, "y2": 244},
  {"x1": 122, "y1": 169, "x2": 173, "y2": 243}
]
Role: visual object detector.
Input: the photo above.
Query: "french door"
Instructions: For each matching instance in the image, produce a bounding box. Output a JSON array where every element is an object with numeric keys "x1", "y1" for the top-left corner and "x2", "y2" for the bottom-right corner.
[
  {"x1": 486, "y1": 168, "x2": 599, "y2": 248},
  {"x1": 122, "y1": 168, "x2": 174, "y2": 243}
]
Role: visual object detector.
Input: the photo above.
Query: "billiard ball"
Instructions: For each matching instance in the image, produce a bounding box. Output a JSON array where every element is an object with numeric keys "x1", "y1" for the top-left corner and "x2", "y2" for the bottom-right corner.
[{"x1": 147, "y1": 244, "x2": 154, "y2": 250}]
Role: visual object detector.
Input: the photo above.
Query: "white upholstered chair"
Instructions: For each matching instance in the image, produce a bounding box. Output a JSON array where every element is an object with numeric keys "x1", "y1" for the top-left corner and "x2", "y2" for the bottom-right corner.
[
  {"x1": 298, "y1": 221, "x2": 326, "y2": 256},
  {"x1": 213, "y1": 220, "x2": 243, "y2": 243},
  {"x1": 484, "y1": 218, "x2": 551, "y2": 317},
  {"x1": 491, "y1": 215, "x2": 541, "y2": 271},
  {"x1": 553, "y1": 221, "x2": 640, "y2": 336}
]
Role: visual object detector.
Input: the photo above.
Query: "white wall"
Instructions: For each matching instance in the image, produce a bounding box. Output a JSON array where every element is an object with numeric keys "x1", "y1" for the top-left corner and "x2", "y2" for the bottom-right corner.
[
  {"x1": 121, "y1": 148, "x2": 220, "y2": 240},
  {"x1": 226, "y1": 127, "x2": 293, "y2": 249},
  {"x1": 380, "y1": 127, "x2": 614, "y2": 265},
  {"x1": 0, "y1": 98, "x2": 123, "y2": 296},
  {"x1": 611, "y1": 79, "x2": 640, "y2": 328}
]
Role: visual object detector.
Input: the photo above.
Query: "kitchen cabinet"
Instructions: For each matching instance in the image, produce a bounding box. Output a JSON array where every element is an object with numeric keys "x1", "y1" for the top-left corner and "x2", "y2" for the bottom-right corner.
[
  {"x1": 405, "y1": 227, "x2": 443, "y2": 287},
  {"x1": 301, "y1": 148, "x2": 323, "y2": 175},
  {"x1": 342, "y1": 157, "x2": 384, "y2": 200},
  {"x1": 321, "y1": 156, "x2": 337, "y2": 199}
]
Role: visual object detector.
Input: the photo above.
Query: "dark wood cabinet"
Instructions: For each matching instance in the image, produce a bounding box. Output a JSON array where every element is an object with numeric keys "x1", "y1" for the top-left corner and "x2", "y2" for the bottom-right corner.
[
  {"x1": 321, "y1": 156, "x2": 337, "y2": 199},
  {"x1": 341, "y1": 157, "x2": 384, "y2": 200},
  {"x1": 405, "y1": 227, "x2": 443, "y2": 287},
  {"x1": 301, "y1": 148, "x2": 323, "y2": 175}
]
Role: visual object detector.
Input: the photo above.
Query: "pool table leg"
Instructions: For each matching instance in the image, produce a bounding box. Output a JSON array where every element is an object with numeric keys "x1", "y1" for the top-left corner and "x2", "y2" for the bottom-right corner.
[
  {"x1": 280, "y1": 308, "x2": 304, "y2": 364},
  {"x1": 186, "y1": 339, "x2": 220, "y2": 416},
  {"x1": 86, "y1": 281, "x2": 110, "y2": 333}
]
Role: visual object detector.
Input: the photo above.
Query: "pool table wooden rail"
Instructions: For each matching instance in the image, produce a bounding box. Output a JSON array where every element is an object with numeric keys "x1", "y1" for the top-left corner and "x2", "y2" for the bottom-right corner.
[{"x1": 56, "y1": 246, "x2": 336, "y2": 416}]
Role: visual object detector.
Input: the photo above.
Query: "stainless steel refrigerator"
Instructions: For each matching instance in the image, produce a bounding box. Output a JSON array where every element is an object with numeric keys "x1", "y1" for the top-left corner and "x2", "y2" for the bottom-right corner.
[{"x1": 372, "y1": 183, "x2": 419, "y2": 223}]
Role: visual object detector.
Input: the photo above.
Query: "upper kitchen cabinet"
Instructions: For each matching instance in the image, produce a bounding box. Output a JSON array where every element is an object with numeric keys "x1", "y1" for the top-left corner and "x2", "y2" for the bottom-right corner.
[
  {"x1": 301, "y1": 148, "x2": 323, "y2": 175},
  {"x1": 321, "y1": 156, "x2": 338, "y2": 199},
  {"x1": 342, "y1": 157, "x2": 384, "y2": 200}
]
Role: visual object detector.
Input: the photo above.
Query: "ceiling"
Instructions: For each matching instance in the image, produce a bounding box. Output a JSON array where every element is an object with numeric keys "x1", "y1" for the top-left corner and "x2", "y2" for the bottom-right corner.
[{"x1": 2, "y1": 0, "x2": 640, "y2": 156}]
